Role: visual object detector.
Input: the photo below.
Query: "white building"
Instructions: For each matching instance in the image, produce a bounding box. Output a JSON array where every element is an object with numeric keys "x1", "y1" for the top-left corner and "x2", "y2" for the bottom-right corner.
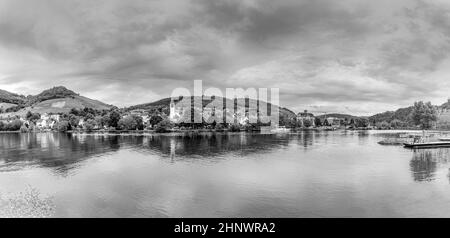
[{"x1": 169, "y1": 101, "x2": 185, "y2": 123}]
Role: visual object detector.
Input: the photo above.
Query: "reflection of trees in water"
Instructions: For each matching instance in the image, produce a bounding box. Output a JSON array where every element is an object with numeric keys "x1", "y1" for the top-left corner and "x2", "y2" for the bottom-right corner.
[
  {"x1": 140, "y1": 133, "x2": 292, "y2": 162},
  {"x1": 0, "y1": 132, "x2": 296, "y2": 172},
  {"x1": 410, "y1": 148, "x2": 450, "y2": 182},
  {"x1": 0, "y1": 133, "x2": 121, "y2": 175},
  {"x1": 298, "y1": 131, "x2": 315, "y2": 148}
]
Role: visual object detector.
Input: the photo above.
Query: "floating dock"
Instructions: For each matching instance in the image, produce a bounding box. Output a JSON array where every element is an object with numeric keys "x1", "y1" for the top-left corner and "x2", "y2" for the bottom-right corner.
[{"x1": 404, "y1": 141, "x2": 450, "y2": 149}]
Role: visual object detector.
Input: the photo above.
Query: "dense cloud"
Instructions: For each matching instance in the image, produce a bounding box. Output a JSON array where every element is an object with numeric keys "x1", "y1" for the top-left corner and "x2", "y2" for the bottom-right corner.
[{"x1": 1, "y1": 0, "x2": 450, "y2": 115}]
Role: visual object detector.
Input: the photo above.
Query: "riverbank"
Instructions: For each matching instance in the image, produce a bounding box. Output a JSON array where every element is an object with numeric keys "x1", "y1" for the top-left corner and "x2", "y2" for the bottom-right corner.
[{"x1": 3, "y1": 128, "x2": 450, "y2": 134}]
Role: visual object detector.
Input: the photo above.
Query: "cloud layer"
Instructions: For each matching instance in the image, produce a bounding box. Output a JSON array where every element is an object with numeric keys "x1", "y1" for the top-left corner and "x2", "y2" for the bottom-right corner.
[{"x1": 1, "y1": 0, "x2": 450, "y2": 115}]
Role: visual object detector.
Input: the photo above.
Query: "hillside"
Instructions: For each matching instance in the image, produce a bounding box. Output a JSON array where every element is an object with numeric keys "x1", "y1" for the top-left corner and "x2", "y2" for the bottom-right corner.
[
  {"x1": 368, "y1": 101, "x2": 450, "y2": 127},
  {"x1": 369, "y1": 107, "x2": 414, "y2": 123},
  {"x1": 316, "y1": 113, "x2": 361, "y2": 120},
  {"x1": 0, "y1": 86, "x2": 114, "y2": 117},
  {"x1": 127, "y1": 96, "x2": 297, "y2": 121},
  {"x1": 27, "y1": 86, "x2": 79, "y2": 105},
  {"x1": 0, "y1": 89, "x2": 26, "y2": 105}
]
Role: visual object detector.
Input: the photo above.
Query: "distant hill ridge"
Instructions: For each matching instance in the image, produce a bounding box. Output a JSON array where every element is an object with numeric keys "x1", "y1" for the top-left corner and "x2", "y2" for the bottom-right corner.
[
  {"x1": 4, "y1": 86, "x2": 450, "y2": 124},
  {"x1": 127, "y1": 96, "x2": 297, "y2": 120},
  {"x1": 28, "y1": 86, "x2": 79, "y2": 105},
  {"x1": 316, "y1": 113, "x2": 360, "y2": 120},
  {"x1": 0, "y1": 89, "x2": 27, "y2": 105},
  {"x1": 0, "y1": 86, "x2": 113, "y2": 116}
]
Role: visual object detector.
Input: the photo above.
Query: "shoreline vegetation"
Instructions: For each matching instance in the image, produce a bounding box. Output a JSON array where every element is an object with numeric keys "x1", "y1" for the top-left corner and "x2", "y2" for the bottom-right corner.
[
  {"x1": 1, "y1": 127, "x2": 447, "y2": 135},
  {"x1": 0, "y1": 101, "x2": 440, "y2": 135},
  {"x1": 0, "y1": 87, "x2": 443, "y2": 135}
]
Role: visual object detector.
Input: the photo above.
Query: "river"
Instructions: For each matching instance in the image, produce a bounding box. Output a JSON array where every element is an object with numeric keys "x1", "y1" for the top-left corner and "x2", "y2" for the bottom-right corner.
[{"x1": 1, "y1": 130, "x2": 450, "y2": 217}]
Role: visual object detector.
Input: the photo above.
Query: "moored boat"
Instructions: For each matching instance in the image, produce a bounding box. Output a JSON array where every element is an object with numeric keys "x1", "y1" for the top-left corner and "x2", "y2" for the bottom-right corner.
[{"x1": 404, "y1": 141, "x2": 450, "y2": 149}]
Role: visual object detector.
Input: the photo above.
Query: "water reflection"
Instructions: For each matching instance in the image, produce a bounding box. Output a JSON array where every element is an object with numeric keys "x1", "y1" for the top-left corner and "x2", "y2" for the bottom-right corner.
[
  {"x1": 3, "y1": 131, "x2": 450, "y2": 217},
  {"x1": 3, "y1": 132, "x2": 450, "y2": 185},
  {"x1": 0, "y1": 132, "x2": 309, "y2": 173},
  {"x1": 410, "y1": 148, "x2": 450, "y2": 182},
  {"x1": 0, "y1": 133, "x2": 121, "y2": 174},
  {"x1": 140, "y1": 133, "x2": 293, "y2": 161}
]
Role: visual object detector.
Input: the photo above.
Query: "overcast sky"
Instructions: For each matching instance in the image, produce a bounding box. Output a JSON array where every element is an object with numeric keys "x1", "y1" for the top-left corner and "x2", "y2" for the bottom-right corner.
[{"x1": 1, "y1": 0, "x2": 450, "y2": 115}]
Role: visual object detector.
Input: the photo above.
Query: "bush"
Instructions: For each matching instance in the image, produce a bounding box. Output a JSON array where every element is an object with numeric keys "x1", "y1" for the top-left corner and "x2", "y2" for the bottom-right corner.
[
  {"x1": 155, "y1": 119, "x2": 173, "y2": 133},
  {"x1": 149, "y1": 115, "x2": 163, "y2": 127},
  {"x1": 83, "y1": 119, "x2": 97, "y2": 132},
  {"x1": 229, "y1": 123, "x2": 241, "y2": 132},
  {"x1": 6, "y1": 119, "x2": 23, "y2": 131},
  {"x1": 109, "y1": 111, "x2": 121, "y2": 129},
  {"x1": 57, "y1": 121, "x2": 70, "y2": 132},
  {"x1": 214, "y1": 123, "x2": 225, "y2": 131},
  {"x1": 69, "y1": 115, "x2": 80, "y2": 129},
  {"x1": 20, "y1": 125, "x2": 29, "y2": 133},
  {"x1": 118, "y1": 116, "x2": 137, "y2": 130}
]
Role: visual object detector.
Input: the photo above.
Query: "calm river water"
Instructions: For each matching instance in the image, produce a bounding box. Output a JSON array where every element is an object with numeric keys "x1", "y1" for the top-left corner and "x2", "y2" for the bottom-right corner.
[{"x1": 1, "y1": 130, "x2": 450, "y2": 217}]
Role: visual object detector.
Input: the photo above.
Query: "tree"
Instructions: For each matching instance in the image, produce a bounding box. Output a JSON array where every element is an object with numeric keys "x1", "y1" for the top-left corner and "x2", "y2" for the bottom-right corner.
[
  {"x1": 20, "y1": 125, "x2": 29, "y2": 133},
  {"x1": 390, "y1": 119, "x2": 404, "y2": 129},
  {"x1": 356, "y1": 118, "x2": 370, "y2": 128},
  {"x1": 84, "y1": 113, "x2": 95, "y2": 120},
  {"x1": 26, "y1": 111, "x2": 33, "y2": 120},
  {"x1": 70, "y1": 108, "x2": 80, "y2": 116},
  {"x1": 69, "y1": 115, "x2": 80, "y2": 128},
  {"x1": 83, "y1": 119, "x2": 97, "y2": 132},
  {"x1": 118, "y1": 116, "x2": 138, "y2": 130},
  {"x1": 314, "y1": 117, "x2": 322, "y2": 127},
  {"x1": 94, "y1": 116, "x2": 103, "y2": 128},
  {"x1": 109, "y1": 111, "x2": 121, "y2": 129},
  {"x1": 284, "y1": 118, "x2": 297, "y2": 128},
  {"x1": 6, "y1": 119, "x2": 23, "y2": 131},
  {"x1": 155, "y1": 118, "x2": 173, "y2": 133},
  {"x1": 57, "y1": 120, "x2": 70, "y2": 132},
  {"x1": 229, "y1": 123, "x2": 241, "y2": 132},
  {"x1": 149, "y1": 115, "x2": 163, "y2": 127},
  {"x1": 376, "y1": 121, "x2": 390, "y2": 129},
  {"x1": 303, "y1": 119, "x2": 313, "y2": 128},
  {"x1": 214, "y1": 123, "x2": 225, "y2": 131},
  {"x1": 279, "y1": 114, "x2": 295, "y2": 127},
  {"x1": 26, "y1": 111, "x2": 40, "y2": 122},
  {"x1": 101, "y1": 114, "x2": 111, "y2": 128},
  {"x1": 131, "y1": 115, "x2": 144, "y2": 130},
  {"x1": 411, "y1": 101, "x2": 438, "y2": 130}
]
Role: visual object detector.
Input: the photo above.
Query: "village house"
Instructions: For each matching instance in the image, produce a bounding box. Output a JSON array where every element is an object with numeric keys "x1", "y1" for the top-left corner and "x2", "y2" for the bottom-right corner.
[
  {"x1": 78, "y1": 118, "x2": 85, "y2": 128},
  {"x1": 35, "y1": 113, "x2": 60, "y2": 129},
  {"x1": 49, "y1": 114, "x2": 60, "y2": 122},
  {"x1": 141, "y1": 115, "x2": 150, "y2": 124},
  {"x1": 237, "y1": 113, "x2": 249, "y2": 125},
  {"x1": 297, "y1": 110, "x2": 315, "y2": 127},
  {"x1": 325, "y1": 117, "x2": 344, "y2": 127},
  {"x1": 36, "y1": 119, "x2": 47, "y2": 129},
  {"x1": 169, "y1": 101, "x2": 185, "y2": 123}
]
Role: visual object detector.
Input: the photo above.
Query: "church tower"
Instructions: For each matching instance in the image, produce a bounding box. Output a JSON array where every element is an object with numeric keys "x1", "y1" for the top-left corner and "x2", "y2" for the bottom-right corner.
[{"x1": 170, "y1": 101, "x2": 175, "y2": 121}]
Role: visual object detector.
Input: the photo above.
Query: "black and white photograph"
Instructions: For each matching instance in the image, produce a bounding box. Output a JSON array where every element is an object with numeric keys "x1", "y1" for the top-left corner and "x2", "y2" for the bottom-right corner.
[{"x1": 1, "y1": 0, "x2": 450, "y2": 224}]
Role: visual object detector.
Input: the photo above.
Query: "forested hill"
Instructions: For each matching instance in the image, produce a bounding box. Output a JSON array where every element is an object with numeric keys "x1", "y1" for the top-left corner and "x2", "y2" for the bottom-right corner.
[
  {"x1": 0, "y1": 86, "x2": 113, "y2": 115},
  {"x1": 368, "y1": 99, "x2": 450, "y2": 127},
  {"x1": 316, "y1": 113, "x2": 361, "y2": 120},
  {"x1": 127, "y1": 96, "x2": 297, "y2": 120},
  {"x1": 0, "y1": 89, "x2": 27, "y2": 105},
  {"x1": 368, "y1": 106, "x2": 414, "y2": 123}
]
